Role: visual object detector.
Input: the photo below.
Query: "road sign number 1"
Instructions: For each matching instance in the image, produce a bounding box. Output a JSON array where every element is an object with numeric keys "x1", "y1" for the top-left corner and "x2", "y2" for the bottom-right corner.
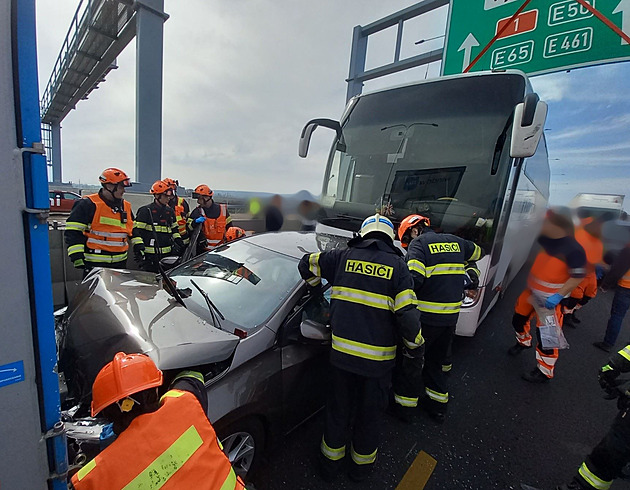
[{"x1": 496, "y1": 10, "x2": 539, "y2": 39}]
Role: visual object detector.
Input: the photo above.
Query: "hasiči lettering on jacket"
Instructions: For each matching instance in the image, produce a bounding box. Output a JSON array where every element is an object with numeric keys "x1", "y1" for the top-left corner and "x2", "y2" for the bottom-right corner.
[
  {"x1": 345, "y1": 259, "x2": 393, "y2": 279},
  {"x1": 428, "y1": 242, "x2": 461, "y2": 254}
]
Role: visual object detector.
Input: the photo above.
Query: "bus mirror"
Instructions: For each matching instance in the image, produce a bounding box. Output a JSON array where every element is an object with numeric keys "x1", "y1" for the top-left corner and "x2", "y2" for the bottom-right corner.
[
  {"x1": 299, "y1": 118, "x2": 342, "y2": 158},
  {"x1": 510, "y1": 94, "x2": 548, "y2": 159}
]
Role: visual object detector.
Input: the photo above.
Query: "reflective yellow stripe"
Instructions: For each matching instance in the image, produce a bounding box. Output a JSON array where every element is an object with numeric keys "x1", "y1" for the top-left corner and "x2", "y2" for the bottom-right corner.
[
  {"x1": 76, "y1": 458, "x2": 96, "y2": 481},
  {"x1": 131, "y1": 236, "x2": 144, "y2": 245},
  {"x1": 394, "y1": 394, "x2": 418, "y2": 407},
  {"x1": 403, "y1": 335, "x2": 424, "y2": 349},
  {"x1": 172, "y1": 370, "x2": 205, "y2": 385},
  {"x1": 220, "y1": 468, "x2": 238, "y2": 490},
  {"x1": 306, "y1": 276, "x2": 321, "y2": 287},
  {"x1": 469, "y1": 244, "x2": 482, "y2": 261},
  {"x1": 99, "y1": 216, "x2": 125, "y2": 228},
  {"x1": 351, "y1": 446, "x2": 377, "y2": 465},
  {"x1": 122, "y1": 425, "x2": 203, "y2": 489},
  {"x1": 417, "y1": 300, "x2": 461, "y2": 314},
  {"x1": 619, "y1": 346, "x2": 630, "y2": 362},
  {"x1": 87, "y1": 238, "x2": 127, "y2": 248},
  {"x1": 133, "y1": 222, "x2": 171, "y2": 233},
  {"x1": 133, "y1": 222, "x2": 151, "y2": 230},
  {"x1": 578, "y1": 462, "x2": 611, "y2": 490},
  {"x1": 146, "y1": 246, "x2": 172, "y2": 254},
  {"x1": 425, "y1": 387, "x2": 449, "y2": 403},
  {"x1": 331, "y1": 286, "x2": 393, "y2": 311},
  {"x1": 309, "y1": 253, "x2": 321, "y2": 277},
  {"x1": 394, "y1": 289, "x2": 417, "y2": 311},
  {"x1": 85, "y1": 252, "x2": 128, "y2": 263},
  {"x1": 159, "y1": 390, "x2": 185, "y2": 403},
  {"x1": 408, "y1": 259, "x2": 426, "y2": 276},
  {"x1": 321, "y1": 437, "x2": 345, "y2": 461},
  {"x1": 332, "y1": 333, "x2": 396, "y2": 361},
  {"x1": 442, "y1": 364, "x2": 452, "y2": 372},
  {"x1": 66, "y1": 221, "x2": 88, "y2": 232},
  {"x1": 67, "y1": 244, "x2": 84, "y2": 255},
  {"x1": 91, "y1": 229, "x2": 128, "y2": 238},
  {"x1": 426, "y1": 263, "x2": 465, "y2": 276}
]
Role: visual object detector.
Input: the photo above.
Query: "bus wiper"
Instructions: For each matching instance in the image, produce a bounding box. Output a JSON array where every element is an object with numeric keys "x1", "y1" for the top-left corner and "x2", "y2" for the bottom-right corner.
[
  {"x1": 190, "y1": 279, "x2": 225, "y2": 330},
  {"x1": 381, "y1": 122, "x2": 438, "y2": 131}
]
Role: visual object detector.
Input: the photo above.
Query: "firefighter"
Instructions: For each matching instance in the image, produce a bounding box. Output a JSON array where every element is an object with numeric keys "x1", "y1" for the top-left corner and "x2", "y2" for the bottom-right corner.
[
  {"x1": 563, "y1": 215, "x2": 606, "y2": 328},
  {"x1": 70, "y1": 352, "x2": 246, "y2": 489},
  {"x1": 508, "y1": 208, "x2": 586, "y2": 382},
  {"x1": 132, "y1": 180, "x2": 185, "y2": 272},
  {"x1": 225, "y1": 227, "x2": 246, "y2": 242},
  {"x1": 391, "y1": 214, "x2": 482, "y2": 423},
  {"x1": 189, "y1": 184, "x2": 233, "y2": 253},
  {"x1": 65, "y1": 167, "x2": 141, "y2": 274},
  {"x1": 556, "y1": 344, "x2": 630, "y2": 490},
  {"x1": 164, "y1": 177, "x2": 191, "y2": 246},
  {"x1": 298, "y1": 214, "x2": 423, "y2": 482},
  {"x1": 593, "y1": 242, "x2": 630, "y2": 352}
]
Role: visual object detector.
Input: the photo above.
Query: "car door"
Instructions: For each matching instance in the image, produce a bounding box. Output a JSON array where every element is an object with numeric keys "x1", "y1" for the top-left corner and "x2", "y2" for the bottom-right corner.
[{"x1": 279, "y1": 286, "x2": 332, "y2": 433}]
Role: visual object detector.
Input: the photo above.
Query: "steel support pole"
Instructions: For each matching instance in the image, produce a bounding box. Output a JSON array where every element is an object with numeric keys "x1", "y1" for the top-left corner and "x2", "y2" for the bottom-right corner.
[
  {"x1": 135, "y1": 0, "x2": 166, "y2": 184},
  {"x1": 51, "y1": 122, "x2": 62, "y2": 183}
]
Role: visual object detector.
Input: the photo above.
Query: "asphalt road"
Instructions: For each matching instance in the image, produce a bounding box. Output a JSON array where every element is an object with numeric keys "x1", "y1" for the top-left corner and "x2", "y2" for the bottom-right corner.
[{"x1": 255, "y1": 262, "x2": 630, "y2": 490}]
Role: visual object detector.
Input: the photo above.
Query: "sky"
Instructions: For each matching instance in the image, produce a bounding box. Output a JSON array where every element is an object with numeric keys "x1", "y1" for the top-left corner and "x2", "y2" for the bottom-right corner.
[{"x1": 36, "y1": 1, "x2": 629, "y2": 209}]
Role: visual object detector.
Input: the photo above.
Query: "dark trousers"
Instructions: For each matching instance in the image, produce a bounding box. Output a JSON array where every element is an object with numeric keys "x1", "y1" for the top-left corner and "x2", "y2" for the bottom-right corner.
[
  {"x1": 322, "y1": 366, "x2": 389, "y2": 468},
  {"x1": 576, "y1": 406, "x2": 630, "y2": 487},
  {"x1": 393, "y1": 323, "x2": 454, "y2": 414},
  {"x1": 603, "y1": 287, "x2": 630, "y2": 347}
]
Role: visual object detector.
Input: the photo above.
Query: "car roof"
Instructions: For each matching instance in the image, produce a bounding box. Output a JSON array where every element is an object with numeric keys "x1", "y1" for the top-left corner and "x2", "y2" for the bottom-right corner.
[{"x1": 240, "y1": 231, "x2": 321, "y2": 259}]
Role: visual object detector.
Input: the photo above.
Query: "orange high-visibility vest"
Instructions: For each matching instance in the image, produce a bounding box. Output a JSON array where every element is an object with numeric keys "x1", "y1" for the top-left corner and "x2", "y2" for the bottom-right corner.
[
  {"x1": 84, "y1": 194, "x2": 133, "y2": 253},
  {"x1": 71, "y1": 390, "x2": 245, "y2": 490},
  {"x1": 620, "y1": 272, "x2": 630, "y2": 289},
  {"x1": 575, "y1": 227, "x2": 603, "y2": 271},
  {"x1": 201, "y1": 204, "x2": 228, "y2": 248},
  {"x1": 527, "y1": 250, "x2": 571, "y2": 295},
  {"x1": 174, "y1": 197, "x2": 188, "y2": 237}
]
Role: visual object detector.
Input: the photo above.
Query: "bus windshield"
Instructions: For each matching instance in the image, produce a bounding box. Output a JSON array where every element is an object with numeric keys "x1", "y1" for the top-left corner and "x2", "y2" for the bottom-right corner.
[{"x1": 320, "y1": 73, "x2": 527, "y2": 250}]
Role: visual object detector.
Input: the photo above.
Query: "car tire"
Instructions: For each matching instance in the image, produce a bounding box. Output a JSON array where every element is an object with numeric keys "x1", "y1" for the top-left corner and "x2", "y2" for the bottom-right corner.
[{"x1": 217, "y1": 417, "x2": 265, "y2": 482}]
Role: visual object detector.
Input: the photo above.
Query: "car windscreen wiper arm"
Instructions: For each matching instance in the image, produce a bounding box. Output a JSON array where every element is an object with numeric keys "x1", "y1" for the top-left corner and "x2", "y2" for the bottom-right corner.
[
  {"x1": 335, "y1": 213, "x2": 364, "y2": 221},
  {"x1": 190, "y1": 279, "x2": 225, "y2": 330},
  {"x1": 159, "y1": 262, "x2": 186, "y2": 307}
]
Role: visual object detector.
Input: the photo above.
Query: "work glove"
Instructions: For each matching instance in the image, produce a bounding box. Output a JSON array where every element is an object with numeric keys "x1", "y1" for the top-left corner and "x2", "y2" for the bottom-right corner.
[
  {"x1": 544, "y1": 293, "x2": 564, "y2": 309},
  {"x1": 73, "y1": 258, "x2": 85, "y2": 270},
  {"x1": 596, "y1": 265, "x2": 605, "y2": 280},
  {"x1": 598, "y1": 364, "x2": 621, "y2": 398},
  {"x1": 195, "y1": 216, "x2": 206, "y2": 224},
  {"x1": 173, "y1": 239, "x2": 186, "y2": 256}
]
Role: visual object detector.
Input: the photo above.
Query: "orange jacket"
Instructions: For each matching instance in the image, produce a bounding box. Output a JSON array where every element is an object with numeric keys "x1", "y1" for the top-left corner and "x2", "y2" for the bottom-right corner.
[
  {"x1": 71, "y1": 389, "x2": 244, "y2": 490},
  {"x1": 85, "y1": 194, "x2": 133, "y2": 254},
  {"x1": 527, "y1": 250, "x2": 572, "y2": 295},
  {"x1": 574, "y1": 226, "x2": 603, "y2": 272},
  {"x1": 174, "y1": 197, "x2": 189, "y2": 239},
  {"x1": 201, "y1": 204, "x2": 228, "y2": 248}
]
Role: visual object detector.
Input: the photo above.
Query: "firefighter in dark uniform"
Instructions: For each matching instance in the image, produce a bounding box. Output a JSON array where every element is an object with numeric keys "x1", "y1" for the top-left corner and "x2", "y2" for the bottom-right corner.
[
  {"x1": 557, "y1": 344, "x2": 630, "y2": 490},
  {"x1": 298, "y1": 214, "x2": 424, "y2": 482},
  {"x1": 132, "y1": 180, "x2": 185, "y2": 272},
  {"x1": 392, "y1": 214, "x2": 482, "y2": 423},
  {"x1": 164, "y1": 177, "x2": 191, "y2": 246},
  {"x1": 65, "y1": 167, "x2": 141, "y2": 274}
]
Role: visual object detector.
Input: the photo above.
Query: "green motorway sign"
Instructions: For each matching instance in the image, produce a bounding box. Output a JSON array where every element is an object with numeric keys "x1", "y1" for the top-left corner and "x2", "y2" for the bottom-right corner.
[{"x1": 442, "y1": 0, "x2": 630, "y2": 76}]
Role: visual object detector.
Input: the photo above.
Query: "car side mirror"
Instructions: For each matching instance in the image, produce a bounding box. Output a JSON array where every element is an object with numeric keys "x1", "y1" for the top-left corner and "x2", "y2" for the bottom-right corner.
[
  {"x1": 299, "y1": 118, "x2": 343, "y2": 158},
  {"x1": 300, "y1": 319, "x2": 331, "y2": 343},
  {"x1": 510, "y1": 93, "x2": 548, "y2": 158}
]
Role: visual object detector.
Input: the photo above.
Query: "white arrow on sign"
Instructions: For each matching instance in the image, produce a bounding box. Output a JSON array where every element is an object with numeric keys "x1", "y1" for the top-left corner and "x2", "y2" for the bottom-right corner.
[
  {"x1": 0, "y1": 368, "x2": 17, "y2": 374},
  {"x1": 458, "y1": 33, "x2": 480, "y2": 71},
  {"x1": 613, "y1": 0, "x2": 630, "y2": 45}
]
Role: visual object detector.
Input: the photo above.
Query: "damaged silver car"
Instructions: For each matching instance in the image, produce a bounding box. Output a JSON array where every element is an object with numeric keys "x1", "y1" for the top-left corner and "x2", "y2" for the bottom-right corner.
[{"x1": 57, "y1": 231, "x2": 345, "y2": 479}]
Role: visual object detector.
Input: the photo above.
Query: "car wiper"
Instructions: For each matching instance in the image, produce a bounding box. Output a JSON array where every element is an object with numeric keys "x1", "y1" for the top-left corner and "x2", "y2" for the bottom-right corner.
[
  {"x1": 190, "y1": 279, "x2": 225, "y2": 330},
  {"x1": 158, "y1": 262, "x2": 186, "y2": 307}
]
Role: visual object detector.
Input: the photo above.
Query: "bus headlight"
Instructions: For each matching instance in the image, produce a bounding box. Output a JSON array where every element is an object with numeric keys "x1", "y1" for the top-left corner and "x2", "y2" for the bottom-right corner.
[{"x1": 462, "y1": 288, "x2": 482, "y2": 308}]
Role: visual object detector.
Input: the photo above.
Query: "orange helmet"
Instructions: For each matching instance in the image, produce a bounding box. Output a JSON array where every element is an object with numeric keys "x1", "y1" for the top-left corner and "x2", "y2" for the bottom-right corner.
[
  {"x1": 91, "y1": 352, "x2": 163, "y2": 416},
  {"x1": 163, "y1": 178, "x2": 178, "y2": 190},
  {"x1": 193, "y1": 184, "x2": 213, "y2": 198},
  {"x1": 99, "y1": 168, "x2": 131, "y2": 187},
  {"x1": 225, "y1": 227, "x2": 246, "y2": 242},
  {"x1": 398, "y1": 214, "x2": 430, "y2": 246},
  {"x1": 150, "y1": 180, "x2": 172, "y2": 195}
]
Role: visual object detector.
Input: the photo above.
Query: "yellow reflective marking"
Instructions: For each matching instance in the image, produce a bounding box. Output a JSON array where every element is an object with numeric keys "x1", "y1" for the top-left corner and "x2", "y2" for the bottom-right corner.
[
  {"x1": 345, "y1": 259, "x2": 393, "y2": 279},
  {"x1": 396, "y1": 450, "x2": 437, "y2": 490},
  {"x1": 99, "y1": 216, "x2": 124, "y2": 228},
  {"x1": 220, "y1": 469, "x2": 237, "y2": 490},
  {"x1": 122, "y1": 425, "x2": 203, "y2": 489},
  {"x1": 76, "y1": 458, "x2": 96, "y2": 481},
  {"x1": 428, "y1": 242, "x2": 461, "y2": 254}
]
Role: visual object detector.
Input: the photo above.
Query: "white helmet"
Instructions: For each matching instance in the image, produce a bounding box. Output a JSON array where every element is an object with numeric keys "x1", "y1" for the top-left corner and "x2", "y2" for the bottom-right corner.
[{"x1": 359, "y1": 214, "x2": 395, "y2": 240}]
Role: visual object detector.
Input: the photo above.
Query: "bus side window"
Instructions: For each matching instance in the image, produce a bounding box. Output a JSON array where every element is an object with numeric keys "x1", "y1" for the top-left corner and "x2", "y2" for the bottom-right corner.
[{"x1": 523, "y1": 137, "x2": 550, "y2": 199}]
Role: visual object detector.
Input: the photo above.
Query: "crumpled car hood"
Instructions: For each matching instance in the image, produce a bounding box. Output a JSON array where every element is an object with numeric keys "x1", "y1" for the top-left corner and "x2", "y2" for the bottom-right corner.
[{"x1": 59, "y1": 268, "x2": 240, "y2": 402}]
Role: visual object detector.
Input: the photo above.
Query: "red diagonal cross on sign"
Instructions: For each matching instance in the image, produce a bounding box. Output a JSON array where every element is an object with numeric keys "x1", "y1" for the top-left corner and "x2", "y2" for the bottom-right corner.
[{"x1": 573, "y1": 0, "x2": 630, "y2": 44}]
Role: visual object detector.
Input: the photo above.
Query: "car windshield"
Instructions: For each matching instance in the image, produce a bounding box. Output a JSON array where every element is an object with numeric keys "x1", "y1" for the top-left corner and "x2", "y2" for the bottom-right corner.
[{"x1": 169, "y1": 239, "x2": 301, "y2": 330}]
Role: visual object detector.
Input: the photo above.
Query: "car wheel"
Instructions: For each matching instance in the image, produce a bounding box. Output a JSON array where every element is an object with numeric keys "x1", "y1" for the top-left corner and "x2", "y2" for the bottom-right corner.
[{"x1": 218, "y1": 417, "x2": 265, "y2": 481}]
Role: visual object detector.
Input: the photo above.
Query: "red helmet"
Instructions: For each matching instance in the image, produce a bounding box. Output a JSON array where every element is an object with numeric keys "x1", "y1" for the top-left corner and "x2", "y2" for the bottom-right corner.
[
  {"x1": 150, "y1": 180, "x2": 172, "y2": 196},
  {"x1": 193, "y1": 184, "x2": 213, "y2": 198},
  {"x1": 91, "y1": 352, "x2": 163, "y2": 416},
  {"x1": 225, "y1": 227, "x2": 246, "y2": 242},
  {"x1": 163, "y1": 178, "x2": 178, "y2": 190},
  {"x1": 398, "y1": 214, "x2": 430, "y2": 246},
  {"x1": 99, "y1": 168, "x2": 131, "y2": 187}
]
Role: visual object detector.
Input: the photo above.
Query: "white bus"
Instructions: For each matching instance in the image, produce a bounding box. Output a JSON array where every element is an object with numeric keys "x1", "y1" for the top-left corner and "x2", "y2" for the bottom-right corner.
[{"x1": 299, "y1": 70, "x2": 549, "y2": 336}]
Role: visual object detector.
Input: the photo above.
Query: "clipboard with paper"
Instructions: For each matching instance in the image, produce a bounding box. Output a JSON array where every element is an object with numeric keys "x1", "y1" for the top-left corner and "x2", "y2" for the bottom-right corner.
[{"x1": 529, "y1": 295, "x2": 569, "y2": 350}]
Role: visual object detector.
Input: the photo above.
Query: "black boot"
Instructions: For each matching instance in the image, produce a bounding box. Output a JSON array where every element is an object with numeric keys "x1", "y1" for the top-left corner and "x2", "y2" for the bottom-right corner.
[
  {"x1": 522, "y1": 368, "x2": 550, "y2": 383},
  {"x1": 508, "y1": 342, "x2": 531, "y2": 356},
  {"x1": 563, "y1": 313, "x2": 577, "y2": 328},
  {"x1": 556, "y1": 478, "x2": 587, "y2": 489}
]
